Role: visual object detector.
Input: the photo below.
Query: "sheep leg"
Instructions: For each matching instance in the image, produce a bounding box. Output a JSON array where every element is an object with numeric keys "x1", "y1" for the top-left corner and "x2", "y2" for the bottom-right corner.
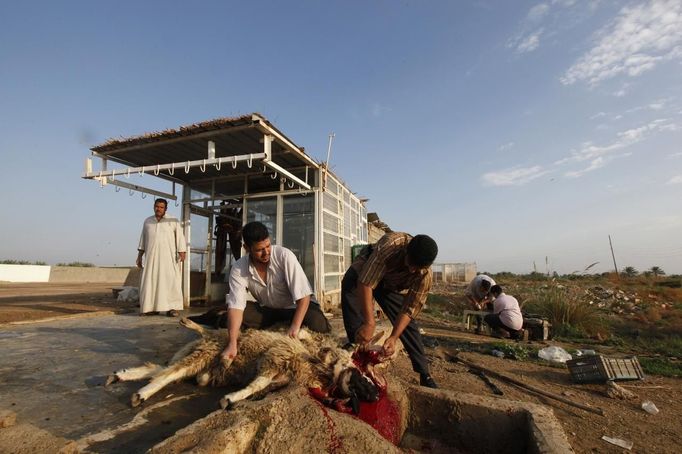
[
  {"x1": 105, "y1": 363, "x2": 163, "y2": 386},
  {"x1": 220, "y1": 373, "x2": 283, "y2": 409},
  {"x1": 131, "y1": 365, "x2": 194, "y2": 407},
  {"x1": 167, "y1": 340, "x2": 201, "y2": 364}
]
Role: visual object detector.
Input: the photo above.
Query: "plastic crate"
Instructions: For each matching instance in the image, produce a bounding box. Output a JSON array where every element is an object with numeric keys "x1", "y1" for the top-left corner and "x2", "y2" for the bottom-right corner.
[{"x1": 566, "y1": 355, "x2": 644, "y2": 383}]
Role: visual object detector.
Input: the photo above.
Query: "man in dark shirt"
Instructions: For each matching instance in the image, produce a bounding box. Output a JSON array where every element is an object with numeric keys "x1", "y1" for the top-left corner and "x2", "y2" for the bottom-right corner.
[{"x1": 341, "y1": 232, "x2": 439, "y2": 388}]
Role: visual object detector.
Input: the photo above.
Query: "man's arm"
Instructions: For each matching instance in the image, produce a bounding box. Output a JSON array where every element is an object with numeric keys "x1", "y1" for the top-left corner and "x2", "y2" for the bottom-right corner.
[
  {"x1": 287, "y1": 295, "x2": 310, "y2": 338},
  {"x1": 221, "y1": 308, "x2": 244, "y2": 361},
  {"x1": 354, "y1": 281, "x2": 376, "y2": 345},
  {"x1": 381, "y1": 312, "x2": 411, "y2": 356},
  {"x1": 136, "y1": 250, "x2": 144, "y2": 268}
]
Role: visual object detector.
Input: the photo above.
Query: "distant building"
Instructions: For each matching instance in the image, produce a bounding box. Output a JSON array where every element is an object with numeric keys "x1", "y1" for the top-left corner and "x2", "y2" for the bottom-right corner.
[{"x1": 431, "y1": 263, "x2": 477, "y2": 283}]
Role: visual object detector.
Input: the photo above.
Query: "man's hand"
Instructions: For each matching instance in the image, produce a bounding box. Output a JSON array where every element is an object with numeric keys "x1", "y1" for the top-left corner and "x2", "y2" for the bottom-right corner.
[
  {"x1": 382, "y1": 336, "x2": 398, "y2": 357},
  {"x1": 220, "y1": 342, "x2": 237, "y2": 363},
  {"x1": 355, "y1": 322, "x2": 376, "y2": 346},
  {"x1": 287, "y1": 325, "x2": 300, "y2": 339},
  {"x1": 136, "y1": 256, "x2": 143, "y2": 269},
  {"x1": 178, "y1": 252, "x2": 186, "y2": 263}
]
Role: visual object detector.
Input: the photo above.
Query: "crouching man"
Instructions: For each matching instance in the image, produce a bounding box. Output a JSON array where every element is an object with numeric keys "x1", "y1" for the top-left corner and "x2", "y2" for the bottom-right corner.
[
  {"x1": 220, "y1": 221, "x2": 330, "y2": 361},
  {"x1": 484, "y1": 285, "x2": 524, "y2": 339},
  {"x1": 341, "y1": 232, "x2": 439, "y2": 388}
]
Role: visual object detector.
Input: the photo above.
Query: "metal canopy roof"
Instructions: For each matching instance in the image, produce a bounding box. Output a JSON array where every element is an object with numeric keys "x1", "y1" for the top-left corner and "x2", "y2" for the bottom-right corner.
[{"x1": 85, "y1": 113, "x2": 320, "y2": 198}]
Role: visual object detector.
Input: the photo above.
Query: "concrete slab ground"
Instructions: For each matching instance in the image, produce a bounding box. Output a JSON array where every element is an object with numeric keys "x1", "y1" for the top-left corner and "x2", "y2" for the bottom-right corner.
[{"x1": 0, "y1": 310, "x2": 225, "y2": 453}]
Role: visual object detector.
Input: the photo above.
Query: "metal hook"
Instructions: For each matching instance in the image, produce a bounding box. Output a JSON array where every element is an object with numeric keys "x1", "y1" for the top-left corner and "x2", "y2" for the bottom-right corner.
[
  {"x1": 200, "y1": 159, "x2": 206, "y2": 172},
  {"x1": 129, "y1": 189, "x2": 134, "y2": 196},
  {"x1": 141, "y1": 192, "x2": 147, "y2": 199},
  {"x1": 288, "y1": 180, "x2": 295, "y2": 188},
  {"x1": 139, "y1": 167, "x2": 144, "y2": 176},
  {"x1": 175, "y1": 199, "x2": 179, "y2": 207},
  {"x1": 115, "y1": 186, "x2": 121, "y2": 192},
  {"x1": 232, "y1": 156, "x2": 238, "y2": 169},
  {"x1": 215, "y1": 160, "x2": 221, "y2": 171},
  {"x1": 247, "y1": 154, "x2": 253, "y2": 168},
  {"x1": 185, "y1": 161, "x2": 191, "y2": 173},
  {"x1": 262, "y1": 165, "x2": 267, "y2": 173},
  {"x1": 271, "y1": 171, "x2": 277, "y2": 179},
  {"x1": 154, "y1": 164, "x2": 160, "y2": 176},
  {"x1": 169, "y1": 162, "x2": 175, "y2": 175}
]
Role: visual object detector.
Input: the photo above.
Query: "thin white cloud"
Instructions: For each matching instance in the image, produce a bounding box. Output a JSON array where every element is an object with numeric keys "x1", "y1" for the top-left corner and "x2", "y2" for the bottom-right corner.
[
  {"x1": 564, "y1": 152, "x2": 631, "y2": 178},
  {"x1": 668, "y1": 151, "x2": 682, "y2": 157},
  {"x1": 528, "y1": 4, "x2": 550, "y2": 21},
  {"x1": 556, "y1": 118, "x2": 678, "y2": 165},
  {"x1": 498, "y1": 142, "x2": 515, "y2": 152},
  {"x1": 590, "y1": 111, "x2": 607, "y2": 119},
  {"x1": 667, "y1": 175, "x2": 682, "y2": 184},
  {"x1": 565, "y1": 157, "x2": 606, "y2": 177},
  {"x1": 482, "y1": 166, "x2": 549, "y2": 186},
  {"x1": 561, "y1": 0, "x2": 682, "y2": 86},
  {"x1": 514, "y1": 29, "x2": 543, "y2": 53},
  {"x1": 370, "y1": 103, "x2": 391, "y2": 117}
]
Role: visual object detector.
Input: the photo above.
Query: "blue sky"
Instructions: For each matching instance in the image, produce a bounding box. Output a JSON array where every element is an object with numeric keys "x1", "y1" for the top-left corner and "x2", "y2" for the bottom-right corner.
[{"x1": 1, "y1": 0, "x2": 681, "y2": 275}]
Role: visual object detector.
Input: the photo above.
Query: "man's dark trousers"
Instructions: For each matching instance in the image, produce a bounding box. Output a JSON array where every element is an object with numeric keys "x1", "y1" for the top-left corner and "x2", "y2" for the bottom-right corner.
[{"x1": 341, "y1": 268, "x2": 430, "y2": 376}]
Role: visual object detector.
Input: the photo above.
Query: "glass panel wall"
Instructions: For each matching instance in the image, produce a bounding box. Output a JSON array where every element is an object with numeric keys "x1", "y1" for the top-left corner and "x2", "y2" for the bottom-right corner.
[
  {"x1": 282, "y1": 195, "x2": 315, "y2": 288},
  {"x1": 246, "y1": 197, "x2": 277, "y2": 244}
]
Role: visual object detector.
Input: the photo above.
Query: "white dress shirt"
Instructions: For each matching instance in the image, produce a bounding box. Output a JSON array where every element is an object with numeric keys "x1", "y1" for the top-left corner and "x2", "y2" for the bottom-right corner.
[{"x1": 226, "y1": 245, "x2": 314, "y2": 311}]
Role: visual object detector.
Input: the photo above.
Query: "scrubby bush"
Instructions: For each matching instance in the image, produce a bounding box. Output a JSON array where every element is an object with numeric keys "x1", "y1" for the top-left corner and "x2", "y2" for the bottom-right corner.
[
  {"x1": 523, "y1": 284, "x2": 605, "y2": 338},
  {"x1": 56, "y1": 262, "x2": 95, "y2": 267}
]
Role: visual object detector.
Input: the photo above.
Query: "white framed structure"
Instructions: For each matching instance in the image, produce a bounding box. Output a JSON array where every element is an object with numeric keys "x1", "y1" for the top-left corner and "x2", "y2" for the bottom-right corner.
[{"x1": 82, "y1": 114, "x2": 368, "y2": 309}]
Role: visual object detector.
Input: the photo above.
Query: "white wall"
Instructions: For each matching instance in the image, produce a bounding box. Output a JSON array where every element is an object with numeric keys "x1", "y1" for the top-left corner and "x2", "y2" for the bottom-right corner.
[{"x1": 0, "y1": 264, "x2": 51, "y2": 282}]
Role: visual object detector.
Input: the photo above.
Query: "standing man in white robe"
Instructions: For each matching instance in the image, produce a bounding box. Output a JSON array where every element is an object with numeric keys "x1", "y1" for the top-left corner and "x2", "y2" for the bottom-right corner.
[{"x1": 136, "y1": 198, "x2": 187, "y2": 316}]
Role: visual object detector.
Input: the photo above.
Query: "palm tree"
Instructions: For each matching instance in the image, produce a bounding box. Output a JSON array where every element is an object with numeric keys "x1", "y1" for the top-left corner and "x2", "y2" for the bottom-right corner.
[
  {"x1": 650, "y1": 266, "x2": 665, "y2": 277},
  {"x1": 622, "y1": 266, "x2": 638, "y2": 278}
]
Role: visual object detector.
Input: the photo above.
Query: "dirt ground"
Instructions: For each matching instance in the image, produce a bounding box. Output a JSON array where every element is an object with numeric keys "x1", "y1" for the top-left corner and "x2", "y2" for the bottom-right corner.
[
  {"x1": 0, "y1": 283, "x2": 137, "y2": 325},
  {"x1": 1, "y1": 282, "x2": 680, "y2": 453}
]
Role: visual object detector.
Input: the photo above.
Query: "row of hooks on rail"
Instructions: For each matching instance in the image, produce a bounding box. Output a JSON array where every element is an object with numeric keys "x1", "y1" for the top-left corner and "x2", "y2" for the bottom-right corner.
[
  {"x1": 108, "y1": 184, "x2": 178, "y2": 205},
  {"x1": 102, "y1": 154, "x2": 258, "y2": 181}
]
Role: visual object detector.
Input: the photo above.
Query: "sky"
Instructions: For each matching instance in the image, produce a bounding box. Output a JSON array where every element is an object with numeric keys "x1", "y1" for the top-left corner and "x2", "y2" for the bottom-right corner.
[{"x1": 1, "y1": 0, "x2": 681, "y2": 275}]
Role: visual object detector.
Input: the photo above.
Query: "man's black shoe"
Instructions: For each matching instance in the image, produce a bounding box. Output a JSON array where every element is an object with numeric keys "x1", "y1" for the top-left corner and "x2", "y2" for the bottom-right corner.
[
  {"x1": 341, "y1": 342, "x2": 356, "y2": 352},
  {"x1": 420, "y1": 374, "x2": 438, "y2": 389}
]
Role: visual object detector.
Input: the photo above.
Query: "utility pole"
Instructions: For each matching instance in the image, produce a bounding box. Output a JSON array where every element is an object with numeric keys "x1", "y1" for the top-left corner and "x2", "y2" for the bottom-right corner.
[
  {"x1": 609, "y1": 234, "x2": 619, "y2": 279},
  {"x1": 322, "y1": 132, "x2": 335, "y2": 191}
]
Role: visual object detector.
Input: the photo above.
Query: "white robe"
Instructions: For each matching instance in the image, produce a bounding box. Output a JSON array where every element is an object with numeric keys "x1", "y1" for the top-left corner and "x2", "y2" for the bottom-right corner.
[{"x1": 138, "y1": 215, "x2": 187, "y2": 313}]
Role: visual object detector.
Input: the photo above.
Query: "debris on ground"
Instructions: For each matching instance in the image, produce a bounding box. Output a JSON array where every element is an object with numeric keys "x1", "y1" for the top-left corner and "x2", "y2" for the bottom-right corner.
[
  {"x1": 605, "y1": 381, "x2": 637, "y2": 400},
  {"x1": 538, "y1": 346, "x2": 572, "y2": 364},
  {"x1": 0, "y1": 411, "x2": 16, "y2": 429},
  {"x1": 601, "y1": 435, "x2": 633, "y2": 450},
  {"x1": 641, "y1": 400, "x2": 660, "y2": 415}
]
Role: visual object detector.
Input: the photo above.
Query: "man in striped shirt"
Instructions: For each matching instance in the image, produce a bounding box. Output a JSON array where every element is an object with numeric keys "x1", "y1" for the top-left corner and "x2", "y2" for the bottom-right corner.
[{"x1": 341, "y1": 232, "x2": 439, "y2": 388}]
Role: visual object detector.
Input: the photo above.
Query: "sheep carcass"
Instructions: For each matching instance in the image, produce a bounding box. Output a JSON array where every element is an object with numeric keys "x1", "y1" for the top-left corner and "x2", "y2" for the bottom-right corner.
[{"x1": 106, "y1": 318, "x2": 381, "y2": 410}]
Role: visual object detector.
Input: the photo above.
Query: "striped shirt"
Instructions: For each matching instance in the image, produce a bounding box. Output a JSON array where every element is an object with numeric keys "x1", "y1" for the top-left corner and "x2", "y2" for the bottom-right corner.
[{"x1": 351, "y1": 232, "x2": 432, "y2": 319}]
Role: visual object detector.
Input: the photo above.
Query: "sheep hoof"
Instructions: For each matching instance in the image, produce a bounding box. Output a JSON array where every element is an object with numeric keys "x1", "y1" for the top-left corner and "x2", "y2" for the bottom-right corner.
[
  {"x1": 219, "y1": 397, "x2": 232, "y2": 410},
  {"x1": 104, "y1": 375, "x2": 119, "y2": 387},
  {"x1": 131, "y1": 394, "x2": 143, "y2": 408}
]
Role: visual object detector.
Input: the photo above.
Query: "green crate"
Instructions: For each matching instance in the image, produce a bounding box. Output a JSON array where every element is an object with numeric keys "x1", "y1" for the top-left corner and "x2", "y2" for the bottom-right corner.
[
  {"x1": 566, "y1": 355, "x2": 644, "y2": 383},
  {"x1": 351, "y1": 244, "x2": 369, "y2": 261}
]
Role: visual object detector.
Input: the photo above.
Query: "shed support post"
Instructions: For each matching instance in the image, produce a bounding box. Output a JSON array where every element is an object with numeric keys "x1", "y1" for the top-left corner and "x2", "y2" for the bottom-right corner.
[{"x1": 182, "y1": 185, "x2": 191, "y2": 308}]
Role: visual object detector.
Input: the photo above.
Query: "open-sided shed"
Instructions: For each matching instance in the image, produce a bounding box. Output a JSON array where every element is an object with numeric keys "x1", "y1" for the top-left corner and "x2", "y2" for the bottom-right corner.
[{"x1": 83, "y1": 113, "x2": 368, "y2": 309}]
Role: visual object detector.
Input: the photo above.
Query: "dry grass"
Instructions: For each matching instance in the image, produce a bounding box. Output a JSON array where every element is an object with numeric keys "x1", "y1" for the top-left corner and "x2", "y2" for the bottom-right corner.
[{"x1": 522, "y1": 284, "x2": 606, "y2": 338}]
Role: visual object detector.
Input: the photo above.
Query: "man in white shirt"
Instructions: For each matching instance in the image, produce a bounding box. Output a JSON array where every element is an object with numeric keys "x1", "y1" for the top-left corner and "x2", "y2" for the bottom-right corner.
[
  {"x1": 484, "y1": 285, "x2": 524, "y2": 339},
  {"x1": 465, "y1": 274, "x2": 496, "y2": 333},
  {"x1": 220, "y1": 221, "x2": 330, "y2": 361}
]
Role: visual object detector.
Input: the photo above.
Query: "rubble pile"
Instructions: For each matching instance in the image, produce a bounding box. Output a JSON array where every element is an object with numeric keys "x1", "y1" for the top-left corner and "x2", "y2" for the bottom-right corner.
[{"x1": 584, "y1": 286, "x2": 674, "y2": 316}]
